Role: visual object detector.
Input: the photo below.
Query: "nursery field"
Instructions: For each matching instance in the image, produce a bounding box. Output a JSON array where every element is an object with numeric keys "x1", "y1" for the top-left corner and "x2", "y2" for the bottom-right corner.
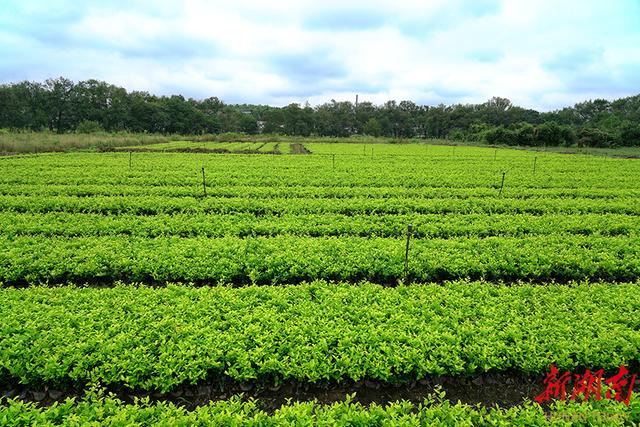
[
  {"x1": 0, "y1": 143, "x2": 638, "y2": 285},
  {"x1": 1, "y1": 141, "x2": 640, "y2": 424},
  {"x1": 117, "y1": 140, "x2": 292, "y2": 154}
]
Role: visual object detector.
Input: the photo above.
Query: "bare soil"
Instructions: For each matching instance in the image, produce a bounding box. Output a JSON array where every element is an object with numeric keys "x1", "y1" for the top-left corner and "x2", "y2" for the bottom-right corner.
[
  {"x1": 0, "y1": 373, "x2": 553, "y2": 411},
  {"x1": 110, "y1": 147, "x2": 281, "y2": 155},
  {"x1": 290, "y1": 143, "x2": 311, "y2": 154}
]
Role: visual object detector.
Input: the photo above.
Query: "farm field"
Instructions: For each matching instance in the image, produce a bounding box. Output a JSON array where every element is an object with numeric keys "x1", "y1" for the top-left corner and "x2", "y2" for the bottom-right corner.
[
  {"x1": 0, "y1": 143, "x2": 638, "y2": 285},
  {"x1": 118, "y1": 140, "x2": 292, "y2": 154},
  {"x1": 1, "y1": 141, "x2": 640, "y2": 423}
]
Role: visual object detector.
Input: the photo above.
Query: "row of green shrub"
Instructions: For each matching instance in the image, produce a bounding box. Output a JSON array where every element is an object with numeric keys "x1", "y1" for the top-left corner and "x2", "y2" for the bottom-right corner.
[
  {"x1": 1, "y1": 235, "x2": 638, "y2": 285},
  {"x1": 456, "y1": 121, "x2": 640, "y2": 147},
  {"x1": 2, "y1": 390, "x2": 637, "y2": 426},
  {"x1": 2, "y1": 281, "x2": 639, "y2": 390}
]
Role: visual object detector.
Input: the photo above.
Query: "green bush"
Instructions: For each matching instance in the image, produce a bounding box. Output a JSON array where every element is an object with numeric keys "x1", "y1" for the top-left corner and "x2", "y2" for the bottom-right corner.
[
  {"x1": 485, "y1": 126, "x2": 518, "y2": 145},
  {"x1": 577, "y1": 127, "x2": 619, "y2": 148},
  {"x1": 513, "y1": 122, "x2": 535, "y2": 145},
  {"x1": 619, "y1": 121, "x2": 640, "y2": 146},
  {"x1": 75, "y1": 120, "x2": 105, "y2": 134}
]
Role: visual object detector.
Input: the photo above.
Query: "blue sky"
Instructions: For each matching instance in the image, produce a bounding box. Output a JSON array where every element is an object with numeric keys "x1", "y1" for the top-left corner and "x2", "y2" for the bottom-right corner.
[{"x1": 1, "y1": 0, "x2": 639, "y2": 110}]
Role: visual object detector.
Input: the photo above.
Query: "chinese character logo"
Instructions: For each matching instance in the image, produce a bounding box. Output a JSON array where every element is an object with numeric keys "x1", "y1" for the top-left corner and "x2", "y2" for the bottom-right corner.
[{"x1": 535, "y1": 364, "x2": 636, "y2": 406}]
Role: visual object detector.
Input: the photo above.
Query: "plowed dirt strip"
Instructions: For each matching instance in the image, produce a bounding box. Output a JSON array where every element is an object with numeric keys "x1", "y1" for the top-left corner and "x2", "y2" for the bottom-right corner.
[
  {"x1": 0, "y1": 374, "x2": 550, "y2": 410},
  {"x1": 3, "y1": 371, "x2": 640, "y2": 412}
]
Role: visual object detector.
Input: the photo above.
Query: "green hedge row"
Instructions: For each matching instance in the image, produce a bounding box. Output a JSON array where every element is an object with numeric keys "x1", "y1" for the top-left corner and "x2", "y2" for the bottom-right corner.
[
  {"x1": 2, "y1": 281, "x2": 639, "y2": 390},
  {"x1": 1, "y1": 235, "x2": 638, "y2": 285},
  {"x1": 1, "y1": 194, "x2": 638, "y2": 215},
  {"x1": 2, "y1": 212, "x2": 636, "y2": 239},
  {"x1": 2, "y1": 391, "x2": 638, "y2": 426}
]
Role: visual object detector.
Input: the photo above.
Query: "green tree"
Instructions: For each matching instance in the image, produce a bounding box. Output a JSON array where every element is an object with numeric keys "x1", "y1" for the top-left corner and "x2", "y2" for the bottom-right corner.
[
  {"x1": 363, "y1": 117, "x2": 382, "y2": 137},
  {"x1": 619, "y1": 121, "x2": 640, "y2": 146},
  {"x1": 44, "y1": 77, "x2": 76, "y2": 133}
]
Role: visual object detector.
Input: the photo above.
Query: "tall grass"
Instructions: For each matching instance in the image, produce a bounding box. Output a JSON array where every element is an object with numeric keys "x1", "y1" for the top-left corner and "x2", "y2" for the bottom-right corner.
[{"x1": 0, "y1": 131, "x2": 172, "y2": 154}]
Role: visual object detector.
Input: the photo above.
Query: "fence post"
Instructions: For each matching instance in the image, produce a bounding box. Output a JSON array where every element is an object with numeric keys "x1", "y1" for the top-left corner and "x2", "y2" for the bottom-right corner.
[
  {"x1": 201, "y1": 167, "x2": 207, "y2": 197},
  {"x1": 498, "y1": 171, "x2": 506, "y2": 197},
  {"x1": 404, "y1": 224, "x2": 413, "y2": 285}
]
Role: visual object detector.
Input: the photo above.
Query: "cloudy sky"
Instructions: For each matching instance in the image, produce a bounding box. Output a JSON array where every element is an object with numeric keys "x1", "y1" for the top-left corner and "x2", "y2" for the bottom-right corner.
[{"x1": 1, "y1": 0, "x2": 639, "y2": 110}]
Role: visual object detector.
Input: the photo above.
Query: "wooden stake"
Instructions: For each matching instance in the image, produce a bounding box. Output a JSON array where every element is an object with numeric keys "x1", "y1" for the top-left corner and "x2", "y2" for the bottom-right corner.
[
  {"x1": 498, "y1": 171, "x2": 506, "y2": 197},
  {"x1": 404, "y1": 224, "x2": 413, "y2": 285},
  {"x1": 201, "y1": 167, "x2": 207, "y2": 197}
]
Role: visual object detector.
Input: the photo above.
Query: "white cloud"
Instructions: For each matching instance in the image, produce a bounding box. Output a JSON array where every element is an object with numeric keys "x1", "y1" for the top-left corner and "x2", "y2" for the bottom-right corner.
[{"x1": 1, "y1": 0, "x2": 639, "y2": 110}]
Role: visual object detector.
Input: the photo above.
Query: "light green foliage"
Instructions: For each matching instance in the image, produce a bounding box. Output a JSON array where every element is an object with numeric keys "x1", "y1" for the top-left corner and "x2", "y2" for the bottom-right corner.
[
  {"x1": 0, "y1": 388, "x2": 638, "y2": 426},
  {"x1": 1, "y1": 144, "x2": 639, "y2": 423},
  {"x1": 0, "y1": 234, "x2": 638, "y2": 284},
  {"x1": 0, "y1": 146, "x2": 638, "y2": 284},
  {"x1": 1, "y1": 281, "x2": 639, "y2": 389}
]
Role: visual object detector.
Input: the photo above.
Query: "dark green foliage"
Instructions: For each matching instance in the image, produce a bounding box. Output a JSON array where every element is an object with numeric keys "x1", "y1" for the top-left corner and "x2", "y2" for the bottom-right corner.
[
  {"x1": 477, "y1": 122, "x2": 576, "y2": 147},
  {"x1": 485, "y1": 126, "x2": 517, "y2": 145},
  {"x1": 75, "y1": 120, "x2": 104, "y2": 134},
  {"x1": 618, "y1": 120, "x2": 640, "y2": 146},
  {"x1": 363, "y1": 117, "x2": 383, "y2": 137},
  {"x1": 1, "y1": 78, "x2": 639, "y2": 145},
  {"x1": 577, "y1": 127, "x2": 619, "y2": 148},
  {"x1": 534, "y1": 122, "x2": 576, "y2": 146}
]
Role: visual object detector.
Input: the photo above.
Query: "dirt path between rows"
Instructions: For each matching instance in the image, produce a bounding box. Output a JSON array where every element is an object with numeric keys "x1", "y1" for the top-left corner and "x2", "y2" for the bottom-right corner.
[{"x1": 0, "y1": 372, "x2": 559, "y2": 411}]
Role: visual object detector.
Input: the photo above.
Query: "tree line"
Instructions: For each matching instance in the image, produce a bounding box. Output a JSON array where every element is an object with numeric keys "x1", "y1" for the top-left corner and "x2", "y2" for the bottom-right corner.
[{"x1": 1, "y1": 77, "x2": 639, "y2": 147}]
